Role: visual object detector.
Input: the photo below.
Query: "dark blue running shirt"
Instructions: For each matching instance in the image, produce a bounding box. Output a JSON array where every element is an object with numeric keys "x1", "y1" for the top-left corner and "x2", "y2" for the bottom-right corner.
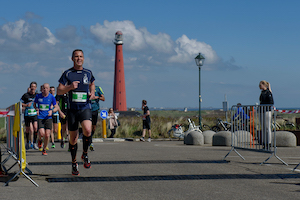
[{"x1": 58, "y1": 67, "x2": 95, "y2": 110}]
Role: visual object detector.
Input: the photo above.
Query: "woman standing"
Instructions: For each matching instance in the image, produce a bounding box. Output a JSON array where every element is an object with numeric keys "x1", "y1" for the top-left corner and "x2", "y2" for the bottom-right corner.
[
  {"x1": 108, "y1": 108, "x2": 118, "y2": 138},
  {"x1": 259, "y1": 80, "x2": 274, "y2": 149}
]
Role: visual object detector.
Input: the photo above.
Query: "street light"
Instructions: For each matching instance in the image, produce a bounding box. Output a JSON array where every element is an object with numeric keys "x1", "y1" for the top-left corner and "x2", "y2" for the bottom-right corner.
[{"x1": 195, "y1": 53, "x2": 205, "y2": 129}]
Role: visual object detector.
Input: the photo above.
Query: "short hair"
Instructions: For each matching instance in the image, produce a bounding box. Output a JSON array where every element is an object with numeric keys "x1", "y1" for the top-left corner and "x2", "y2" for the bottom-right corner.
[
  {"x1": 72, "y1": 49, "x2": 84, "y2": 58},
  {"x1": 43, "y1": 83, "x2": 50, "y2": 88},
  {"x1": 50, "y1": 86, "x2": 55, "y2": 89},
  {"x1": 142, "y1": 100, "x2": 147, "y2": 105},
  {"x1": 30, "y1": 81, "x2": 37, "y2": 87}
]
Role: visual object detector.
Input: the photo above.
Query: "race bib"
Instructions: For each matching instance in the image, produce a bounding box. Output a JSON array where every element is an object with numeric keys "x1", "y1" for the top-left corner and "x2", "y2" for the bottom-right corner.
[
  {"x1": 72, "y1": 92, "x2": 87, "y2": 103},
  {"x1": 39, "y1": 104, "x2": 49, "y2": 111},
  {"x1": 28, "y1": 108, "x2": 37, "y2": 115}
]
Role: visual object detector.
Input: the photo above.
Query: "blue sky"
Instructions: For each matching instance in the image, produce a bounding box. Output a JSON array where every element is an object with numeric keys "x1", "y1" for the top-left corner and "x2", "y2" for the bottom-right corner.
[{"x1": 0, "y1": 0, "x2": 300, "y2": 109}]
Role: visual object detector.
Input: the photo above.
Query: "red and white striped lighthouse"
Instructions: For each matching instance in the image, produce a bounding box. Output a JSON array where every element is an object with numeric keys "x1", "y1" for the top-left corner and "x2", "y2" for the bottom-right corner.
[{"x1": 113, "y1": 31, "x2": 127, "y2": 111}]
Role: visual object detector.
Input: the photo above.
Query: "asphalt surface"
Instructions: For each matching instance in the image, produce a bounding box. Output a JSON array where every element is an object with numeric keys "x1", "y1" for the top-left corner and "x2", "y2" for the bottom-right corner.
[{"x1": 1, "y1": 139, "x2": 300, "y2": 200}]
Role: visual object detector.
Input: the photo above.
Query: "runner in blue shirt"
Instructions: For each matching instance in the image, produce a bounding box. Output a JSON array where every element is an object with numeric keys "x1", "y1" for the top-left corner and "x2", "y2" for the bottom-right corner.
[
  {"x1": 57, "y1": 49, "x2": 96, "y2": 176},
  {"x1": 90, "y1": 85, "x2": 105, "y2": 151},
  {"x1": 34, "y1": 83, "x2": 60, "y2": 156}
]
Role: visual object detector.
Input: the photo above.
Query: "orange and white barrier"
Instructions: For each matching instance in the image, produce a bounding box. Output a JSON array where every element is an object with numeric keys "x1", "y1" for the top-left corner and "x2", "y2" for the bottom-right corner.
[{"x1": 276, "y1": 109, "x2": 300, "y2": 114}]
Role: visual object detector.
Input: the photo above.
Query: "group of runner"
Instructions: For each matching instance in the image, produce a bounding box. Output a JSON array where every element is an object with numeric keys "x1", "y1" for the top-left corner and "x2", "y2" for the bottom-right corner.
[{"x1": 20, "y1": 49, "x2": 105, "y2": 175}]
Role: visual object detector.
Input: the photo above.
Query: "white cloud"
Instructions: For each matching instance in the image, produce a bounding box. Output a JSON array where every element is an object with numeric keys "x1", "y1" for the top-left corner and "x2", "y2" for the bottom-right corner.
[
  {"x1": 89, "y1": 20, "x2": 224, "y2": 67},
  {"x1": 44, "y1": 27, "x2": 59, "y2": 45},
  {"x1": 140, "y1": 27, "x2": 173, "y2": 53},
  {"x1": 1, "y1": 19, "x2": 58, "y2": 48},
  {"x1": 2, "y1": 19, "x2": 28, "y2": 40},
  {"x1": 168, "y1": 35, "x2": 218, "y2": 64},
  {"x1": 90, "y1": 20, "x2": 173, "y2": 53},
  {"x1": 90, "y1": 20, "x2": 146, "y2": 50}
]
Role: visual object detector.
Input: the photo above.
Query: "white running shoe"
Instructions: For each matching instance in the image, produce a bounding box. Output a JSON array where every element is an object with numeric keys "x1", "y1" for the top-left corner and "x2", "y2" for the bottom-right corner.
[
  {"x1": 147, "y1": 138, "x2": 151, "y2": 142},
  {"x1": 33, "y1": 143, "x2": 39, "y2": 150},
  {"x1": 140, "y1": 137, "x2": 145, "y2": 142}
]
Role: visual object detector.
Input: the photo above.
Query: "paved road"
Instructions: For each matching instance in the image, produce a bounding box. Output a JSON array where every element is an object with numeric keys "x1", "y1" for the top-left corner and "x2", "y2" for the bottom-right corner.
[{"x1": 1, "y1": 140, "x2": 300, "y2": 200}]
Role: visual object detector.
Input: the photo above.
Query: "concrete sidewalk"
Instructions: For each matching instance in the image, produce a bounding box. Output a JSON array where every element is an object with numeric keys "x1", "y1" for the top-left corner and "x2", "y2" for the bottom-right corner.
[{"x1": 1, "y1": 140, "x2": 300, "y2": 200}]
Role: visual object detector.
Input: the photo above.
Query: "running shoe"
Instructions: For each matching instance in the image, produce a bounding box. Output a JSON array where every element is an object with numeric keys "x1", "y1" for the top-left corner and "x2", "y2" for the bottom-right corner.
[
  {"x1": 89, "y1": 143, "x2": 94, "y2": 151},
  {"x1": 81, "y1": 154, "x2": 91, "y2": 169},
  {"x1": 51, "y1": 143, "x2": 55, "y2": 148},
  {"x1": 39, "y1": 147, "x2": 43, "y2": 151},
  {"x1": 42, "y1": 150, "x2": 47, "y2": 156},
  {"x1": 61, "y1": 140, "x2": 65, "y2": 148},
  {"x1": 38, "y1": 140, "x2": 42, "y2": 148},
  {"x1": 140, "y1": 137, "x2": 145, "y2": 142},
  {"x1": 46, "y1": 146, "x2": 49, "y2": 150},
  {"x1": 30, "y1": 143, "x2": 34, "y2": 149},
  {"x1": 72, "y1": 162, "x2": 79, "y2": 176},
  {"x1": 147, "y1": 138, "x2": 151, "y2": 142},
  {"x1": 33, "y1": 143, "x2": 39, "y2": 150}
]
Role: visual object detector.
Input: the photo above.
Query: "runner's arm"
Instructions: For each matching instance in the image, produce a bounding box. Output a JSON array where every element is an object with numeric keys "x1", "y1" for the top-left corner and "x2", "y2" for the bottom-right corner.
[
  {"x1": 89, "y1": 81, "x2": 96, "y2": 100},
  {"x1": 99, "y1": 94, "x2": 105, "y2": 101},
  {"x1": 57, "y1": 81, "x2": 80, "y2": 95},
  {"x1": 33, "y1": 102, "x2": 39, "y2": 116}
]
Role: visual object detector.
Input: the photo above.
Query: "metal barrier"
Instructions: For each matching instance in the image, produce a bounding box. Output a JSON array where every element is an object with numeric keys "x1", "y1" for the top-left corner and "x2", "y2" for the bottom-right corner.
[
  {"x1": 0, "y1": 102, "x2": 38, "y2": 186},
  {"x1": 224, "y1": 104, "x2": 287, "y2": 165}
]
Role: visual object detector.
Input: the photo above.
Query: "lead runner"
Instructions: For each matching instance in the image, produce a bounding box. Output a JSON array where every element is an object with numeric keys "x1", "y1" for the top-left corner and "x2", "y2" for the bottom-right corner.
[{"x1": 57, "y1": 49, "x2": 96, "y2": 176}]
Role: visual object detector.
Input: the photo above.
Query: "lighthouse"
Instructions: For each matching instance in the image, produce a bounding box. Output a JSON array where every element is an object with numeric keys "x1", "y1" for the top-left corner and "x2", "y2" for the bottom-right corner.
[{"x1": 113, "y1": 31, "x2": 127, "y2": 111}]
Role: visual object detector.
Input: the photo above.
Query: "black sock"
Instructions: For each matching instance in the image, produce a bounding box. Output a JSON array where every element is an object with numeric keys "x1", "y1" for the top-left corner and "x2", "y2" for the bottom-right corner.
[
  {"x1": 25, "y1": 132, "x2": 29, "y2": 143},
  {"x1": 111, "y1": 129, "x2": 116, "y2": 138},
  {"x1": 91, "y1": 130, "x2": 94, "y2": 137},
  {"x1": 69, "y1": 143, "x2": 78, "y2": 163},
  {"x1": 82, "y1": 135, "x2": 91, "y2": 153},
  {"x1": 34, "y1": 131, "x2": 38, "y2": 143}
]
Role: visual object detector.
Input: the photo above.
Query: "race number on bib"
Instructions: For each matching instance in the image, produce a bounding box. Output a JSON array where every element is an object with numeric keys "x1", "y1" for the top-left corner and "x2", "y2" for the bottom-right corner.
[
  {"x1": 39, "y1": 104, "x2": 49, "y2": 111},
  {"x1": 72, "y1": 92, "x2": 87, "y2": 103},
  {"x1": 28, "y1": 108, "x2": 37, "y2": 115}
]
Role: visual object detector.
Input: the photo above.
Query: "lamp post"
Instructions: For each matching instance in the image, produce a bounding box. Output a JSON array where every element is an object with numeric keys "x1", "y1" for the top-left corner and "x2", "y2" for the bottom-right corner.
[{"x1": 195, "y1": 53, "x2": 205, "y2": 129}]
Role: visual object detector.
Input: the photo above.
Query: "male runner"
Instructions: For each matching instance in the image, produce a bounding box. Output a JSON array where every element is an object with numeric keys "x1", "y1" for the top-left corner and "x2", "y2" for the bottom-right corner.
[
  {"x1": 90, "y1": 85, "x2": 105, "y2": 151},
  {"x1": 34, "y1": 83, "x2": 60, "y2": 155},
  {"x1": 57, "y1": 49, "x2": 95, "y2": 176},
  {"x1": 140, "y1": 100, "x2": 152, "y2": 142},
  {"x1": 56, "y1": 93, "x2": 68, "y2": 148},
  {"x1": 21, "y1": 82, "x2": 38, "y2": 150},
  {"x1": 50, "y1": 86, "x2": 59, "y2": 148}
]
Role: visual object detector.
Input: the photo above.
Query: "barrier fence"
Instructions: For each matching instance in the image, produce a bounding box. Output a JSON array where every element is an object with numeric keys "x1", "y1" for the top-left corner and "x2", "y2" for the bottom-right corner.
[
  {"x1": 224, "y1": 104, "x2": 287, "y2": 165},
  {"x1": 0, "y1": 102, "x2": 38, "y2": 187}
]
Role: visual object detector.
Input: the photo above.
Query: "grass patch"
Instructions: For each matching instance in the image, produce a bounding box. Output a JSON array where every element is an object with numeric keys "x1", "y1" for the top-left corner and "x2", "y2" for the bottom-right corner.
[
  {"x1": 1, "y1": 110, "x2": 300, "y2": 141},
  {"x1": 0, "y1": 117, "x2": 5, "y2": 129}
]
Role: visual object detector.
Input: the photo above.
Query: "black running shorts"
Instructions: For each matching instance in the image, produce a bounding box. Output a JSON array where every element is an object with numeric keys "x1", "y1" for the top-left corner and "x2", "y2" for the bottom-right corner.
[
  {"x1": 67, "y1": 109, "x2": 92, "y2": 131},
  {"x1": 52, "y1": 115, "x2": 59, "y2": 123},
  {"x1": 38, "y1": 119, "x2": 52, "y2": 130},
  {"x1": 24, "y1": 115, "x2": 37, "y2": 127},
  {"x1": 143, "y1": 120, "x2": 151, "y2": 130}
]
